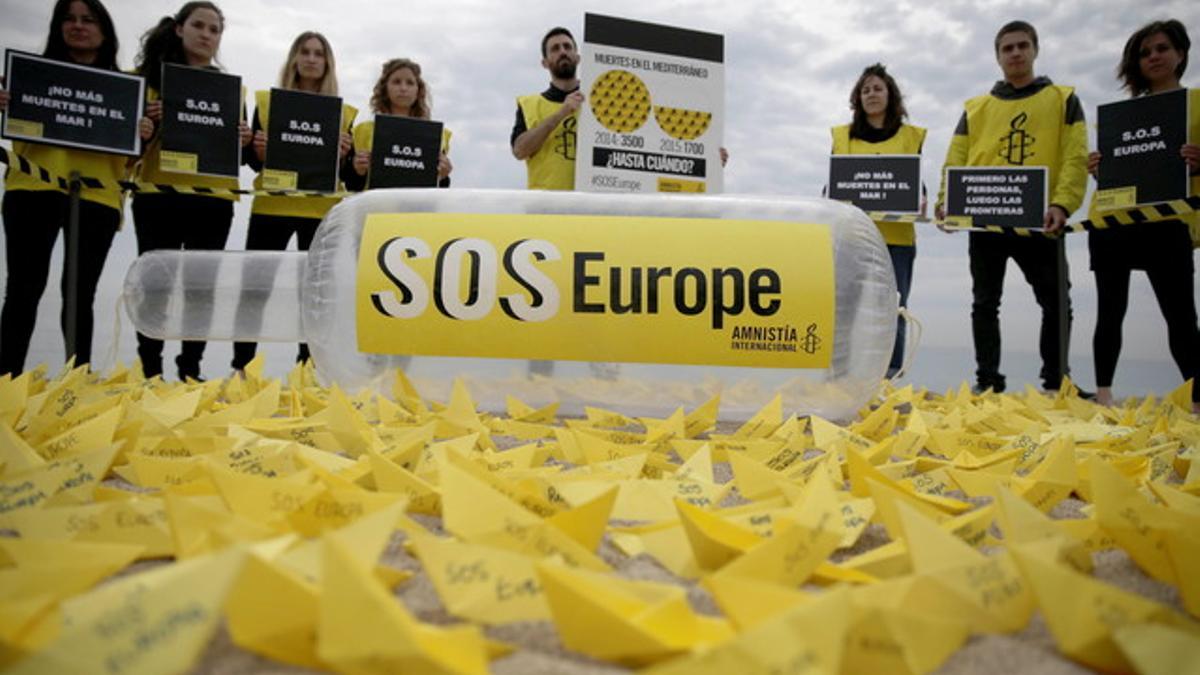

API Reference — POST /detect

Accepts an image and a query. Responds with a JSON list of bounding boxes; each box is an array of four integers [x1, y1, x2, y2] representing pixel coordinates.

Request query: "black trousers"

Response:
[[130, 193, 233, 379], [1092, 222, 1200, 402], [0, 190, 119, 375], [968, 232, 1072, 392], [230, 213, 320, 370], [888, 244, 916, 374]]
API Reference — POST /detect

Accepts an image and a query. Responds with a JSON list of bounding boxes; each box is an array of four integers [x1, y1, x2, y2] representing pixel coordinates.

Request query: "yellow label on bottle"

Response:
[[7, 118, 44, 138], [159, 150, 198, 174], [262, 169, 298, 190], [657, 177, 706, 193], [1093, 186, 1137, 212], [355, 213, 835, 368]]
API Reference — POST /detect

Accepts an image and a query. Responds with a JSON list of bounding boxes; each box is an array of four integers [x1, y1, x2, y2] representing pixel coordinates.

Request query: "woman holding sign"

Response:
[[0, 0, 141, 376], [345, 57, 453, 190], [830, 64, 926, 378], [130, 1, 252, 381], [230, 32, 355, 374], [1087, 19, 1200, 412]]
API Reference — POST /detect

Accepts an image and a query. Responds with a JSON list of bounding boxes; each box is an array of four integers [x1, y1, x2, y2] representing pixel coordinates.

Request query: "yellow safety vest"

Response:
[[962, 85, 1073, 193], [4, 141, 127, 212], [831, 123, 926, 246], [250, 89, 357, 219], [517, 93, 576, 190]]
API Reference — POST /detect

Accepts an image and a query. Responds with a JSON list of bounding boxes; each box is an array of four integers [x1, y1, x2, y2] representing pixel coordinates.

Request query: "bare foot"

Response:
[[1094, 387, 1115, 407]]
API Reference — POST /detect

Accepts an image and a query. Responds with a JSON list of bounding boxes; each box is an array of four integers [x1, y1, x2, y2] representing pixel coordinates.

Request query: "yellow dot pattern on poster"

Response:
[[654, 106, 712, 141], [589, 70, 651, 133]]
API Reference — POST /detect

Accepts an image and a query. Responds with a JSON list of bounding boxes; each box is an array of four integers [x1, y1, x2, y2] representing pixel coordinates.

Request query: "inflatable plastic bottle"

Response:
[[124, 189, 897, 420]]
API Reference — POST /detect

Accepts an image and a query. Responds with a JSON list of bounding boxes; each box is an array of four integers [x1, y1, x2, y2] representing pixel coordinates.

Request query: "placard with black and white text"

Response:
[[368, 114, 443, 188], [262, 88, 342, 191], [2, 49, 143, 156], [828, 155, 920, 213], [945, 167, 1047, 230], [159, 63, 242, 177], [1095, 89, 1188, 211]]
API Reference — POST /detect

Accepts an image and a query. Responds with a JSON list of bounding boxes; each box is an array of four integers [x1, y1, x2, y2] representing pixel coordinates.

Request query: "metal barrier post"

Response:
[[1056, 234, 1069, 389], [65, 170, 82, 362]]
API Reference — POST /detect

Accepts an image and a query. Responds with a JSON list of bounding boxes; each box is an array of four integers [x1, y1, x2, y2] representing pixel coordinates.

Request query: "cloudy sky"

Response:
[[1, 0, 1198, 392]]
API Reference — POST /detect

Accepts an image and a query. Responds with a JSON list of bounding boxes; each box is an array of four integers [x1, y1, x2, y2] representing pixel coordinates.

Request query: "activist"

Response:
[[345, 57, 453, 190], [131, 1, 251, 381], [230, 31, 355, 374], [0, 0, 148, 376], [511, 27, 583, 190], [831, 63, 926, 378], [934, 20, 1089, 395], [1086, 19, 1200, 412]]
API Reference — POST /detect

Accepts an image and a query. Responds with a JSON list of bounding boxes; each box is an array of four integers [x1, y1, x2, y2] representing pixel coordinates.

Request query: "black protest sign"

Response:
[[159, 64, 242, 177], [1095, 89, 1188, 211], [2, 49, 143, 156], [262, 88, 342, 191], [945, 167, 1047, 230], [828, 155, 921, 213], [367, 114, 443, 188]]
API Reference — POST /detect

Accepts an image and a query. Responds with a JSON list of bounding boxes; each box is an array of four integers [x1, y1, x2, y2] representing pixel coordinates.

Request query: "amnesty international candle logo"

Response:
[[355, 213, 834, 368], [802, 323, 822, 355], [998, 112, 1036, 165], [556, 116, 577, 161]]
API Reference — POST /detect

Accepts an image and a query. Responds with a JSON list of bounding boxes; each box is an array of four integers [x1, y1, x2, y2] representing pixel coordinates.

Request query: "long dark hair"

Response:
[[1118, 19, 1190, 96], [370, 58, 431, 118], [135, 1, 223, 90], [44, 0, 119, 70], [849, 63, 907, 139]]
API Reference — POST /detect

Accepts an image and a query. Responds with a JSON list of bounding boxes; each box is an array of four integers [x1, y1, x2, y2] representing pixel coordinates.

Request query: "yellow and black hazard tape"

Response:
[[1067, 195, 1200, 233], [0, 145, 348, 198], [868, 196, 1199, 238], [864, 211, 1053, 238], [5, 145, 1198, 223], [864, 212, 926, 224], [942, 222, 1050, 238]]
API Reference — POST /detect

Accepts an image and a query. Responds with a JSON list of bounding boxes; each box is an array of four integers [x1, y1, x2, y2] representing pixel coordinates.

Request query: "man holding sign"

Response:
[[510, 23, 727, 192], [935, 20, 1088, 394], [511, 27, 583, 190]]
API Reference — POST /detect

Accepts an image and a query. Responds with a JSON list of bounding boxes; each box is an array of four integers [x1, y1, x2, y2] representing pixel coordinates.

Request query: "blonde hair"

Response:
[[370, 58, 431, 118], [279, 31, 338, 94]]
